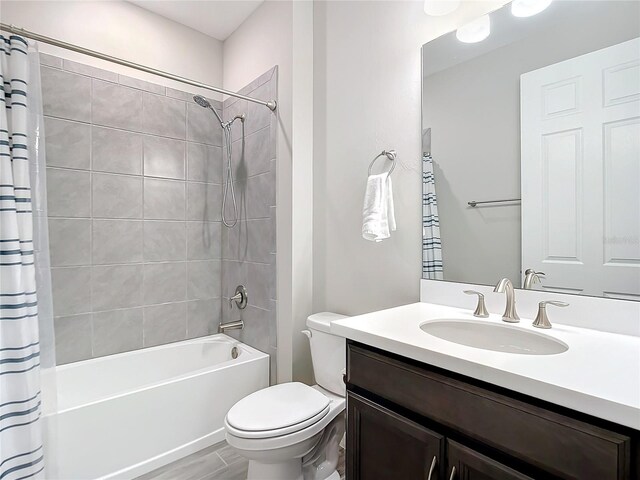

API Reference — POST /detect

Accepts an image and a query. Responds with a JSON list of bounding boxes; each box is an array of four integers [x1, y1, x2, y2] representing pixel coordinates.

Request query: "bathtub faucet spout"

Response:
[[218, 319, 244, 333]]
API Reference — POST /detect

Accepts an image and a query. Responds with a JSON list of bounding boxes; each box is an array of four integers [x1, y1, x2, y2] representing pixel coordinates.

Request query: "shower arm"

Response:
[[221, 114, 245, 129], [0, 22, 277, 112], [193, 95, 245, 129]]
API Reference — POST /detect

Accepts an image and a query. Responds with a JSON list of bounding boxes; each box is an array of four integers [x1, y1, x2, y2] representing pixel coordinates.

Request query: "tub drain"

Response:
[[231, 346, 239, 359]]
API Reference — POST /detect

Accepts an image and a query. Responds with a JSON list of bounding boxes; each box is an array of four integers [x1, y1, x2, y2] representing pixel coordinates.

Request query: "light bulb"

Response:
[[423, 0, 461, 16], [456, 15, 491, 43], [511, 0, 553, 17]]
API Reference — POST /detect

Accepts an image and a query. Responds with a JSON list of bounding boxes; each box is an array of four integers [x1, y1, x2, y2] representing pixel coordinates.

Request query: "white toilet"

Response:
[[224, 312, 348, 480]]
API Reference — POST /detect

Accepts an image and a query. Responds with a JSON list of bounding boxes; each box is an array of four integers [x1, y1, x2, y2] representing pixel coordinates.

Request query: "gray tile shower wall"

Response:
[[41, 55, 225, 365], [221, 67, 278, 384]]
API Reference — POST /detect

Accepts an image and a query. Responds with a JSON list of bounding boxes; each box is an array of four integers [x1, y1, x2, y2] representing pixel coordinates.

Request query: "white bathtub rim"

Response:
[[52, 350, 268, 415], [48, 335, 269, 415], [55, 333, 255, 373]]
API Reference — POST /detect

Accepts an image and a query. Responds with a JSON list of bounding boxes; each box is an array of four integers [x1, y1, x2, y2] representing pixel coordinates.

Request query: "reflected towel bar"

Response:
[[468, 198, 521, 207]]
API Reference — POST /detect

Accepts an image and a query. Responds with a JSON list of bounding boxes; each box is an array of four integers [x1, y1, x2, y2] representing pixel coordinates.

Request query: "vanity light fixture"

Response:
[[456, 14, 491, 43], [511, 0, 553, 17], [423, 0, 460, 16]]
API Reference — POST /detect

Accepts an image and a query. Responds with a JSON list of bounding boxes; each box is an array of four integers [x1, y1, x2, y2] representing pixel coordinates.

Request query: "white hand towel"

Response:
[[386, 175, 396, 233], [362, 173, 396, 242]]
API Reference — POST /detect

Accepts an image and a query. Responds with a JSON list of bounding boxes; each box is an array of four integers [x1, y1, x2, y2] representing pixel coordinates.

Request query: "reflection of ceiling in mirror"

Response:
[[422, 1, 634, 77]]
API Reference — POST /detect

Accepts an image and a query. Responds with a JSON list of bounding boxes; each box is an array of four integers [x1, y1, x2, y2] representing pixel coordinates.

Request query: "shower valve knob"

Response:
[[229, 285, 248, 310]]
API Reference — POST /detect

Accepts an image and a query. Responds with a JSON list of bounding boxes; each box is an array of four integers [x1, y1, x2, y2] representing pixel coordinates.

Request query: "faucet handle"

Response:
[[228, 293, 242, 309], [541, 300, 569, 308], [463, 290, 489, 318], [525, 268, 545, 277], [228, 285, 248, 310], [532, 301, 569, 329]]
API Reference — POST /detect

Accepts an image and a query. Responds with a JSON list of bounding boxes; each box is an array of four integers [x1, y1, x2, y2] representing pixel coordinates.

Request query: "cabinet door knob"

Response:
[[449, 466, 457, 480], [427, 456, 437, 480]]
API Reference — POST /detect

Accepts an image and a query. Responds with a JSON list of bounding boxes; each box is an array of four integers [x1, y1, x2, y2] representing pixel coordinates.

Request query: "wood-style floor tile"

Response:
[[136, 441, 345, 480]]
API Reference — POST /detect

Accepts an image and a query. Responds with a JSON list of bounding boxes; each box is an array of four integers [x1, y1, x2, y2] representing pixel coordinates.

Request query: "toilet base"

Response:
[[246, 458, 341, 480], [247, 459, 304, 480], [302, 414, 345, 480]]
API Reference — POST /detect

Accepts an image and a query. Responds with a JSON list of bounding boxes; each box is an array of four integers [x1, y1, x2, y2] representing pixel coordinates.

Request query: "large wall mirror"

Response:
[[421, 0, 640, 300]]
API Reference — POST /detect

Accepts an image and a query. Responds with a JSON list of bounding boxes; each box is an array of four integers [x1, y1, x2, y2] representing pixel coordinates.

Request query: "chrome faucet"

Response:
[[218, 319, 244, 333], [523, 269, 545, 289], [493, 278, 519, 323]]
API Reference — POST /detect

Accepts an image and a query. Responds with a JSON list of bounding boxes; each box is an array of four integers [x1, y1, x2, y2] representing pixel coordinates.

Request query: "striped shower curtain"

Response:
[[0, 34, 45, 479], [422, 153, 443, 280]]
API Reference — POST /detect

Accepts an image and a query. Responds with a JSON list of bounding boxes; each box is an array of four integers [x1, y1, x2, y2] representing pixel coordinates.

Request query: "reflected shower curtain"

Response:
[[422, 153, 443, 280], [0, 34, 56, 480]]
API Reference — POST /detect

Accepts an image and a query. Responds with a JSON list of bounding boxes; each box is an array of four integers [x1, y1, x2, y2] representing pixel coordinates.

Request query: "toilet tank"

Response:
[[305, 312, 348, 396]]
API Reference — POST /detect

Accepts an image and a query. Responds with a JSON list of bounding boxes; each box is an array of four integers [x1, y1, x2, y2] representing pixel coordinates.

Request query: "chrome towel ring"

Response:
[[368, 150, 397, 176]]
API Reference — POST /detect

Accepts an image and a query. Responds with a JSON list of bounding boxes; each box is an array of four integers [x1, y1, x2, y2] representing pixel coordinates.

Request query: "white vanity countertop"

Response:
[[331, 302, 640, 430]]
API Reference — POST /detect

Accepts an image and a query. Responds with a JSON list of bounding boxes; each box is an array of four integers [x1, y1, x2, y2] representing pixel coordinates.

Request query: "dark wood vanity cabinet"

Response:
[[347, 392, 444, 479], [347, 391, 535, 480], [346, 341, 640, 480]]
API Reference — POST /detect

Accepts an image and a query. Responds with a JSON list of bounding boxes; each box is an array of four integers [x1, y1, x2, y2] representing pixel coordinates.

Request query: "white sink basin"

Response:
[[420, 319, 569, 355]]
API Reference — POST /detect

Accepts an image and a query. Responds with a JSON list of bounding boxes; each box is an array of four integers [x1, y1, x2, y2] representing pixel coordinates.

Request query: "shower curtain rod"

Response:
[[0, 23, 278, 111]]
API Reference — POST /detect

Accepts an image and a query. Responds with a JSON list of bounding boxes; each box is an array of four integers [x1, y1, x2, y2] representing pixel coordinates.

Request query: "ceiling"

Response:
[[129, 0, 264, 41]]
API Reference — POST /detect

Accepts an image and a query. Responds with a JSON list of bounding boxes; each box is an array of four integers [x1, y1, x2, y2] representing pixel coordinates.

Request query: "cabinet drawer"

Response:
[[347, 344, 631, 480]]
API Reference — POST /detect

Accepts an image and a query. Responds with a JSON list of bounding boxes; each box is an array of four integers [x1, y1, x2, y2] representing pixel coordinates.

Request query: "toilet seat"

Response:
[[225, 385, 346, 452], [225, 382, 331, 439]]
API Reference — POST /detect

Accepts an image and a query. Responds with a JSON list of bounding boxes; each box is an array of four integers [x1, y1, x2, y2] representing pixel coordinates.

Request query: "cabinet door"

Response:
[[446, 440, 534, 480], [347, 392, 444, 480]]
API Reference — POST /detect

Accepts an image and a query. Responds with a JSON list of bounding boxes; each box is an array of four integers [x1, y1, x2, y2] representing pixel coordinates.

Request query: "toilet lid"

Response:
[[225, 382, 330, 438]]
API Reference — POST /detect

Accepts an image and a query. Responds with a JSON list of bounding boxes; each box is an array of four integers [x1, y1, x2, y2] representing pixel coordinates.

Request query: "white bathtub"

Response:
[[45, 334, 269, 480]]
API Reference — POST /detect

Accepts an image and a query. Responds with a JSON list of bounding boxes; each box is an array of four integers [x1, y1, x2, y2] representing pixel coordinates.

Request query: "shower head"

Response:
[[193, 94, 225, 127], [193, 95, 211, 109]]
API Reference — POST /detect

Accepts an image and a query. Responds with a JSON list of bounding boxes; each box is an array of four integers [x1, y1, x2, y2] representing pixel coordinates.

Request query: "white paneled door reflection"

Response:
[[521, 38, 640, 299]]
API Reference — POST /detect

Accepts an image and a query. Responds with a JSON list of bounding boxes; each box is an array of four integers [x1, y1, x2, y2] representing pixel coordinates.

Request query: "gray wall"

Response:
[[423, 1, 640, 286], [220, 68, 278, 385], [312, 1, 425, 321], [43, 54, 277, 371]]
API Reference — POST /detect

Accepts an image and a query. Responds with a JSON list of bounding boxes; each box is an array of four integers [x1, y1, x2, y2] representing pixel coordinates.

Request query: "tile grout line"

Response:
[[44, 112, 222, 150], [89, 73, 96, 359], [141, 116, 147, 349], [43, 111, 222, 147], [215, 451, 228, 468]]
